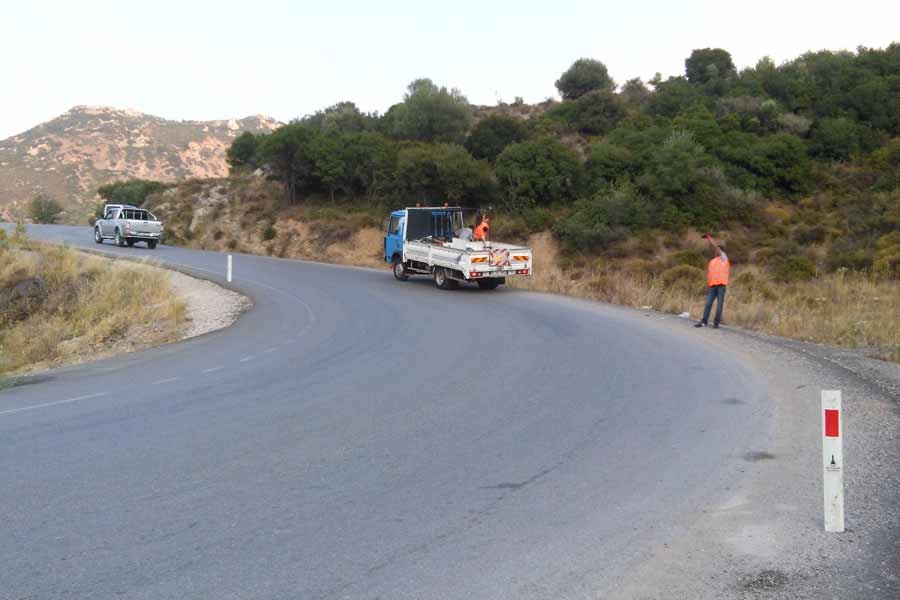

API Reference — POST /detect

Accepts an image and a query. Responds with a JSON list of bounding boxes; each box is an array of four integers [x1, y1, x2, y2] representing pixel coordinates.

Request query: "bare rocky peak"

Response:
[[0, 106, 282, 223]]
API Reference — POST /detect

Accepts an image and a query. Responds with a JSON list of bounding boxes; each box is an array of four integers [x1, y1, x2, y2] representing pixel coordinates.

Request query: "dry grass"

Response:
[[512, 234, 900, 362], [0, 241, 185, 376]]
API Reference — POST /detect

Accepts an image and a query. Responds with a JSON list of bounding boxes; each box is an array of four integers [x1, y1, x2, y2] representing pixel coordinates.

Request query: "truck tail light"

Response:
[[516, 269, 530, 275], [470, 271, 481, 278]]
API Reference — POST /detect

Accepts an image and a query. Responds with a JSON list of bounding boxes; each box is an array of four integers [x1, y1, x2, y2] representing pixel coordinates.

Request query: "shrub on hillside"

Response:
[[660, 264, 706, 293], [393, 142, 494, 205], [495, 137, 583, 210], [465, 115, 529, 161], [555, 184, 649, 251], [586, 142, 637, 187], [671, 249, 706, 269], [874, 231, 900, 276], [774, 255, 817, 282], [547, 90, 626, 135]]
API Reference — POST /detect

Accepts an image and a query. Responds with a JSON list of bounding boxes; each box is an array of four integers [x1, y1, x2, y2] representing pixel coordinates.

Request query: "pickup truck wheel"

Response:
[[433, 267, 458, 290], [126, 239, 135, 247], [392, 256, 408, 281], [94, 228, 103, 244], [147, 240, 158, 249], [114, 230, 125, 247], [477, 279, 501, 290]]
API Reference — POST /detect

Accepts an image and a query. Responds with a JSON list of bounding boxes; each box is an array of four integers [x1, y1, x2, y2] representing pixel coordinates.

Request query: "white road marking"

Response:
[[239, 356, 254, 362], [152, 377, 181, 385], [201, 366, 224, 374], [263, 347, 278, 354], [0, 392, 108, 417]]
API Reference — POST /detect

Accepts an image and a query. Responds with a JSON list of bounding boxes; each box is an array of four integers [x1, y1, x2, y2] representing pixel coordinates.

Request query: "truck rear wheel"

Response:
[[392, 256, 408, 281], [114, 230, 126, 247], [433, 267, 458, 290], [477, 279, 502, 290], [147, 240, 158, 249]]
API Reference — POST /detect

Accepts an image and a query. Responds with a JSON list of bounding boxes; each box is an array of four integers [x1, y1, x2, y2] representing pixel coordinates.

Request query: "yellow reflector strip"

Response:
[[471, 256, 488, 263], [513, 255, 529, 262]]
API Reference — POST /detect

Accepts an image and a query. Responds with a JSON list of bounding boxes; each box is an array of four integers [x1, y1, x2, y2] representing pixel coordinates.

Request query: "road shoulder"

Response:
[[601, 309, 900, 599]]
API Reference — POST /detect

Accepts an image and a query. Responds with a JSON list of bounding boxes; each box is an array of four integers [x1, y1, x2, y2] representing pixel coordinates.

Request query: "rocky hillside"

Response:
[[0, 106, 280, 222]]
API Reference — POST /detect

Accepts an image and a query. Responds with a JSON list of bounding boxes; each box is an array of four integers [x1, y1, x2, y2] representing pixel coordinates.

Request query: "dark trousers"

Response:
[[701, 285, 726, 325]]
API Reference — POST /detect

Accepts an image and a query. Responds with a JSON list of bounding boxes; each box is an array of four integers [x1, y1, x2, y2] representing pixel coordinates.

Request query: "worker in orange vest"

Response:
[[473, 215, 491, 242], [695, 234, 730, 329]]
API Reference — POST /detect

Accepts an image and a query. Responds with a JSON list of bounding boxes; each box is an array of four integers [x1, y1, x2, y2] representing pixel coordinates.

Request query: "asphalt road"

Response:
[[1, 225, 772, 599]]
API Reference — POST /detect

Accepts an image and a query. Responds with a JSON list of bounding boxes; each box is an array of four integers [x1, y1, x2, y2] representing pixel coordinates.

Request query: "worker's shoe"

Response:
[[712, 323, 720, 329], [694, 322, 706, 328]]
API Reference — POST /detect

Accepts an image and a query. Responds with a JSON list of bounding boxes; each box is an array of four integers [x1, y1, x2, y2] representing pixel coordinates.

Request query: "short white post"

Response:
[[227, 254, 233, 283], [822, 390, 844, 532]]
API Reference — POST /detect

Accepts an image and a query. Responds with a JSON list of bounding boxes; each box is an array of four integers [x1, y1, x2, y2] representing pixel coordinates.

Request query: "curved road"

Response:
[[1, 225, 772, 599]]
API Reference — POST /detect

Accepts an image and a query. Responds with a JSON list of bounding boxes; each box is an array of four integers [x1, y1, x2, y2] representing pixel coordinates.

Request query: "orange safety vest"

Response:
[[707, 255, 730, 286], [474, 221, 490, 241]]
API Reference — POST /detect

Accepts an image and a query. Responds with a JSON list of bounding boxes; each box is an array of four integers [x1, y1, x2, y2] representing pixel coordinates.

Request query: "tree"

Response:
[[586, 142, 638, 188], [495, 137, 583, 209], [465, 115, 529, 161], [29, 194, 62, 224], [620, 78, 652, 108], [98, 179, 167, 207], [685, 48, 736, 85], [257, 123, 317, 203], [644, 76, 706, 117], [555, 58, 616, 100], [226, 132, 262, 171], [393, 143, 494, 205], [389, 79, 473, 144], [301, 101, 374, 134], [566, 90, 626, 135]]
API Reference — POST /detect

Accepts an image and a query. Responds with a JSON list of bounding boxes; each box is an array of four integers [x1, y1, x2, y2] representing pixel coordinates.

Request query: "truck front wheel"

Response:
[[433, 267, 458, 290], [392, 256, 408, 281]]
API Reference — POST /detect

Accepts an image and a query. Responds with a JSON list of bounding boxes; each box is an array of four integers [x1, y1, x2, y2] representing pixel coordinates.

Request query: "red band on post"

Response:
[[825, 409, 840, 437]]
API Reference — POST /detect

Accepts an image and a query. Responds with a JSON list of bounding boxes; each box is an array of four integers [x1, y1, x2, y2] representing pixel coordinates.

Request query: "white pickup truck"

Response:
[[94, 204, 163, 249], [384, 207, 533, 290]]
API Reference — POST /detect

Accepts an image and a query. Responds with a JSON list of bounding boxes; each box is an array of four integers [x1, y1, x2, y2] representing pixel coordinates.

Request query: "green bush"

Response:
[[496, 137, 583, 210], [262, 223, 277, 241], [555, 185, 649, 251], [29, 194, 62, 224], [555, 58, 615, 100], [874, 231, 900, 276], [774, 255, 817, 282], [671, 249, 706, 269], [660, 264, 706, 292], [465, 115, 529, 161]]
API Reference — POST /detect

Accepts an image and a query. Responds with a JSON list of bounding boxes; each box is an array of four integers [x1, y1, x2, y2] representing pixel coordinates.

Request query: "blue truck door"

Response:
[[384, 211, 405, 263]]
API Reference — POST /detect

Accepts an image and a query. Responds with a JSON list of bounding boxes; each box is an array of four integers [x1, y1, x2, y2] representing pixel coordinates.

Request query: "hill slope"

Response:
[[0, 106, 280, 222]]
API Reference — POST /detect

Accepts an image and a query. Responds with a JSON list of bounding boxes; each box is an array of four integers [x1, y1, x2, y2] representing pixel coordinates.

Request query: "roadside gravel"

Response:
[[166, 268, 250, 339]]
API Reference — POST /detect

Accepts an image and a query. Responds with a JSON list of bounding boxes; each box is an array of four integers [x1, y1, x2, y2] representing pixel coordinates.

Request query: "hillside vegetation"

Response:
[[0, 230, 185, 376], [101, 43, 900, 359]]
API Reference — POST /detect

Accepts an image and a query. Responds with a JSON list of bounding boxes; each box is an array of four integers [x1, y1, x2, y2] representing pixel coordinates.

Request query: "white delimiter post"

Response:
[[227, 254, 233, 283], [822, 390, 844, 532]]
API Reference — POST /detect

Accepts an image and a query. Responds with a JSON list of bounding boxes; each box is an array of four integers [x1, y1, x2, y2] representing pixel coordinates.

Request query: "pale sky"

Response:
[[2, 0, 898, 140]]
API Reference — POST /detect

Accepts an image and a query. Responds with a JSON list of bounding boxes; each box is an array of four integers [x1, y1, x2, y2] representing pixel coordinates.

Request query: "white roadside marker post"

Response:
[[822, 390, 844, 532], [227, 254, 233, 283]]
